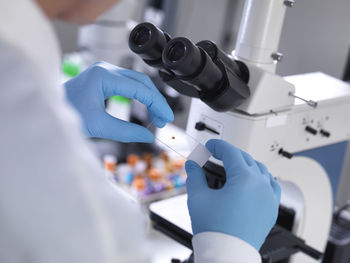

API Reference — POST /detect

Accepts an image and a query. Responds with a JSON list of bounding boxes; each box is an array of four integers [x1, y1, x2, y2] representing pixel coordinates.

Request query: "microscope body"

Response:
[[128, 0, 350, 261], [185, 0, 350, 261]]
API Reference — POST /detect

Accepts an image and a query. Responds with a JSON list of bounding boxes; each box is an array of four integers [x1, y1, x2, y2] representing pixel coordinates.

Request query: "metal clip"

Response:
[[284, 0, 295, 7], [271, 52, 283, 62]]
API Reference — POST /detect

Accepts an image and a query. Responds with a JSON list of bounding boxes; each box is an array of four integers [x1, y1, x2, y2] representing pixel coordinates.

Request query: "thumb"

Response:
[[185, 160, 208, 196]]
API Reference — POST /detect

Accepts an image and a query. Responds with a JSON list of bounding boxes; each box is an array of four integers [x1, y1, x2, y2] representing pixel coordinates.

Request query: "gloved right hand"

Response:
[[185, 139, 281, 251]]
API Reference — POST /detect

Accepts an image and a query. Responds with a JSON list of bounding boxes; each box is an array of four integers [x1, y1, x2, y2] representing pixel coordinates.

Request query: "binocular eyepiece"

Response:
[[129, 22, 170, 67], [163, 37, 225, 94], [129, 22, 250, 112]]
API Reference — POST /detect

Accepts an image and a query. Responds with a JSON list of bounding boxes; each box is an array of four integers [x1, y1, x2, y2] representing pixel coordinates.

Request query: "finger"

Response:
[[89, 112, 155, 143], [117, 69, 171, 127], [269, 173, 282, 203], [205, 139, 247, 177], [102, 70, 174, 125], [185, 160, 208, 196], [240, 150, 256, 167], [148, 110, 168, 128], [117, 69, 160, 93], [255, 161, 269, 175]]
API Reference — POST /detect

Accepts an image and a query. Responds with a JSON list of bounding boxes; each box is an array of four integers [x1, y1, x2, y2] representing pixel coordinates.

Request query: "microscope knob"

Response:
[[305, 126, 318, 135], [195, 121, 220, 135], [279, 148, 293, 159], [320, 129, 331, 137]]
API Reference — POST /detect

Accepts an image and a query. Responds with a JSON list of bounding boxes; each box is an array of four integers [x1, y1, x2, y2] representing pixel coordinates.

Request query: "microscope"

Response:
[[129, 0, 350, 262]]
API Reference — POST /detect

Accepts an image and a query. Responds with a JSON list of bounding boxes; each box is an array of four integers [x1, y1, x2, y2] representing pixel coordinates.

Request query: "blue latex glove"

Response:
[[64, 62, 174, 143], [185, 139, 281, 250]]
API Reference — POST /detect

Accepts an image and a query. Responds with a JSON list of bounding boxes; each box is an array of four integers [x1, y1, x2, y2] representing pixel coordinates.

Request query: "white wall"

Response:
[[277, 0, 350, 79]]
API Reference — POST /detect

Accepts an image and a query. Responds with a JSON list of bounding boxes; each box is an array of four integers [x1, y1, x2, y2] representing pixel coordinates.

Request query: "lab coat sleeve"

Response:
[[0, 40, 149, 262], [192, 232, 262, 263]]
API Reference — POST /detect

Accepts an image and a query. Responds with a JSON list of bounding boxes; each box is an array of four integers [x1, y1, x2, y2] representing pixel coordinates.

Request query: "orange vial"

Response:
[[127, 154, 140, 167], [147, 168, 162, 181], [132, 176, 146, 191]]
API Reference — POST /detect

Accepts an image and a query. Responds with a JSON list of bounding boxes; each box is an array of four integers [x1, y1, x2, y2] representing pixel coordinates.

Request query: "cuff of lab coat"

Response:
[[192, 232, 261, 263]]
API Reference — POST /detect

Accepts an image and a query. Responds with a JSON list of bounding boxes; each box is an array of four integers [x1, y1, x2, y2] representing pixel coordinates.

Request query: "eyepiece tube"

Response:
[[163, 37, 223, 92], [163, 38, 202, 77], [167, 42, 186, 63], [132, 26, 151, 46], [129, 22, 168, 62]]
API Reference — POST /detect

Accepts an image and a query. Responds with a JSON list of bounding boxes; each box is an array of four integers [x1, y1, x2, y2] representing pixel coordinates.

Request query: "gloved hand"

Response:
[[185, 139, 281, 251], [64, 61, 174, 143]]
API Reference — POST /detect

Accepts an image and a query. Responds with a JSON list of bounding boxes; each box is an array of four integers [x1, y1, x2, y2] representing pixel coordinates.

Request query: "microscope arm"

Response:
[[234, 0, 296, 115], [235, 0, 291, 73]]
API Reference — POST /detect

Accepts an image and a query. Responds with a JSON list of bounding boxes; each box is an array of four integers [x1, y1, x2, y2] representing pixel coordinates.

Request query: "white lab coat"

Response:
[[0, 0, 261, 262]]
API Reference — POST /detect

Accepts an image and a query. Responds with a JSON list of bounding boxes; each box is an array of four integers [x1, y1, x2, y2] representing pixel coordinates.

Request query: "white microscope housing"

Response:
[[185, 0, 350, 261]]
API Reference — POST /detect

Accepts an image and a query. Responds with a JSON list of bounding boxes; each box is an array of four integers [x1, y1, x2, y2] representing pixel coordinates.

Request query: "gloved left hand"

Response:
[[64, 61, 174, 143]]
